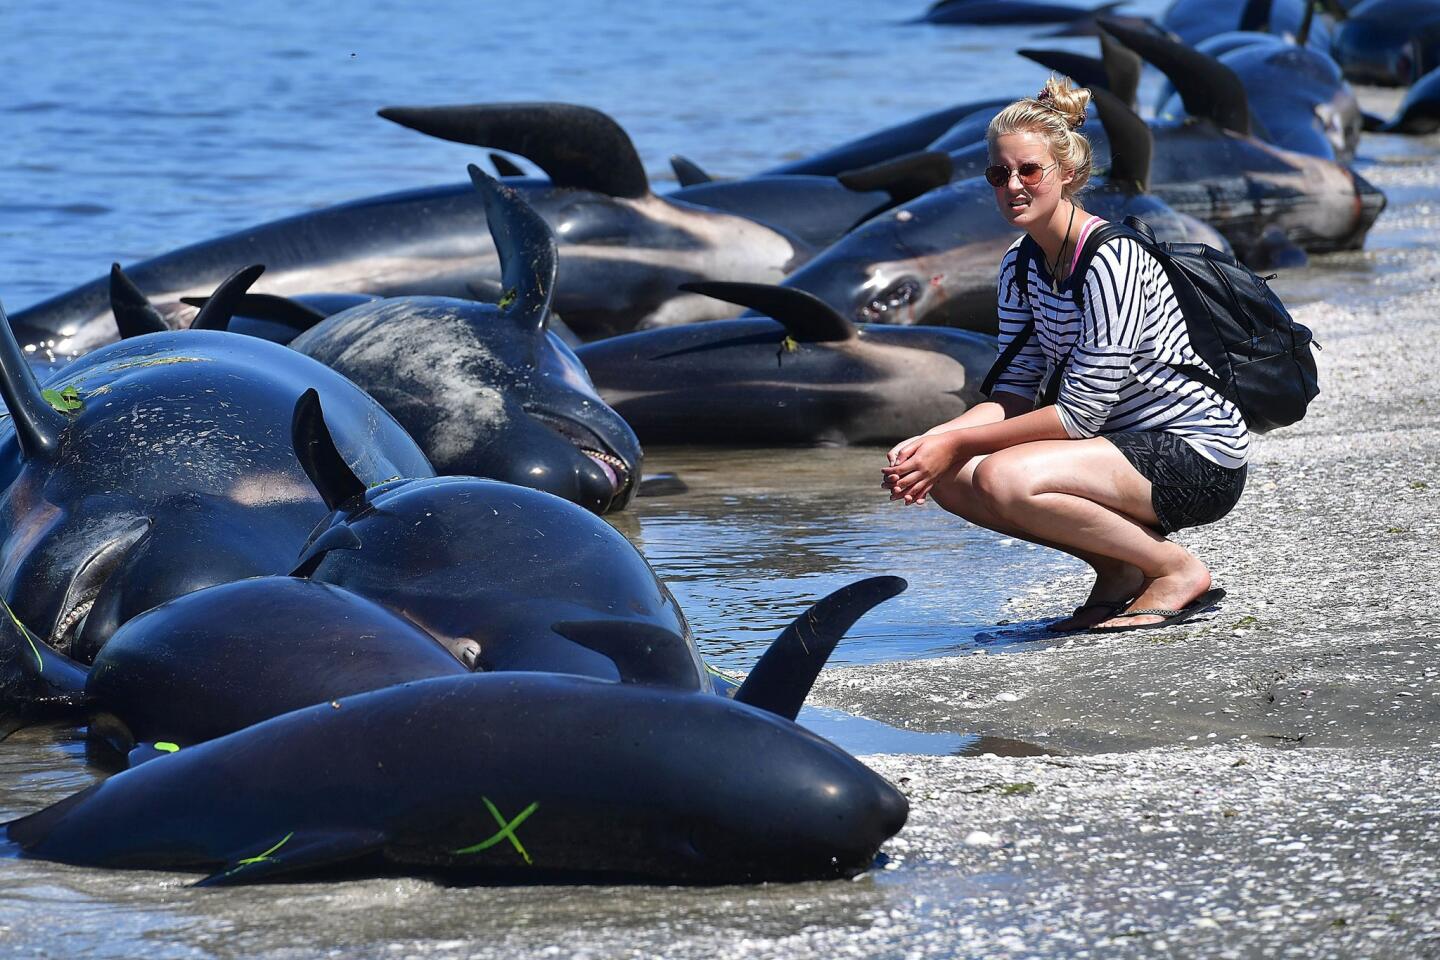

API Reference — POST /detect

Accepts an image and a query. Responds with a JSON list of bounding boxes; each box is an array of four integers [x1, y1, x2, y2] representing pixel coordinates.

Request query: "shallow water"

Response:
[[1, 0, 1437, 955]]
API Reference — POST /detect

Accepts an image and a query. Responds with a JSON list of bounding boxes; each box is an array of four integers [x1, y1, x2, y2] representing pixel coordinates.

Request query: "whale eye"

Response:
[[860, 278, 922, 324]]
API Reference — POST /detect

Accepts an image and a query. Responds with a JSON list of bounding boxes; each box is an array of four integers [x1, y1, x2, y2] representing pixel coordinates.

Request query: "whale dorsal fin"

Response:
[[379, 103, 650, 199], [1092, 86, 1153, 192], [190, 265, 265, 331], [467, 165, 559, 335], [489, 152, 526, 178], [1099, 18, 1252, 136], [679, 281, 857, 342], [181, 293, 328, 332], [669, 155, 714, 186], [1019, 36, 1141, 107], [838, 151, 952, 206], [291, 388, 366, 511], [0, 300, 68, 461], [108, 264, 169, 339], [735, 576, 907, 721]]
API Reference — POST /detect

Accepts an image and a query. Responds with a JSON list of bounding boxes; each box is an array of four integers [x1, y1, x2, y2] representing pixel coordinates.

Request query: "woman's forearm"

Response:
[[923, 394, 1030, 435], [946, 404, 1069, 455]]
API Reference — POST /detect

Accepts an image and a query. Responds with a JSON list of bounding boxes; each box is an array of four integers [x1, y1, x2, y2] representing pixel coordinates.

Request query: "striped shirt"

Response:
[[992, 228, 1250, 468]]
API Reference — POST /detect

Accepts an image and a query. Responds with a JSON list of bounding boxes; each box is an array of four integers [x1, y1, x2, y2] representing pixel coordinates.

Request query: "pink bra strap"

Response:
[[1070, 216, 1102, 275]]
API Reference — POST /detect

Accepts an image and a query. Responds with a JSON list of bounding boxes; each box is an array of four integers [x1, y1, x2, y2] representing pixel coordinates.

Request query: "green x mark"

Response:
[[451, 797, 539, 865]]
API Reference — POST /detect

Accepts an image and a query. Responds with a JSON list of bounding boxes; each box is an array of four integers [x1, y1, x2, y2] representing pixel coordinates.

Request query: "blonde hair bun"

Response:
[[1036, 75, 1090, 130]]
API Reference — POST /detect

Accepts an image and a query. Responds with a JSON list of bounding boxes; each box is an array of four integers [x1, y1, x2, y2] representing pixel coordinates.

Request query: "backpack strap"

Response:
[[980, 238, 1041, 398]]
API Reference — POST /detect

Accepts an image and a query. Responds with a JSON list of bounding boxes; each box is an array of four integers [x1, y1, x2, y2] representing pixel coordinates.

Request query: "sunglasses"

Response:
[[984, 160, 1058, 188]]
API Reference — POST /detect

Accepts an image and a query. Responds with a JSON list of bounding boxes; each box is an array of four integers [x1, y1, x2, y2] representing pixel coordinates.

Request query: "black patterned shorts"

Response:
[[1106, 431, 1248, 534]]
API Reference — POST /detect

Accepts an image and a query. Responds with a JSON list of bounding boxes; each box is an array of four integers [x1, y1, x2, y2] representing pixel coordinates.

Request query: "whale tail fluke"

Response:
[[467, 165, 559, 335], [0, 598, 89, 742], [736, 576, 907, 721]]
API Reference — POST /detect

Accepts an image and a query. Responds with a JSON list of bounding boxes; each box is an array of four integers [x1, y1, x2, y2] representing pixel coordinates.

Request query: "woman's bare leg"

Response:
[[929, 438, 1211, 628], [930, 453, 1145, 629]]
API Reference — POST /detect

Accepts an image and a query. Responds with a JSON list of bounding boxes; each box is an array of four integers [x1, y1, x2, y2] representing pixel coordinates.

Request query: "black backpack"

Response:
[[982, 216, 1319, 433]]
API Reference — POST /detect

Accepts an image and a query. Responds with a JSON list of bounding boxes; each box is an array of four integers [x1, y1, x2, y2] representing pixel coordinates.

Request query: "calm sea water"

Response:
[[0, 1, 1432, 956]]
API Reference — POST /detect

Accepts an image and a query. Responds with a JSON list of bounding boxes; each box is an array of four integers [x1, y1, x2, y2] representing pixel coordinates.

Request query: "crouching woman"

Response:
[[880, 77, 1248, 632]]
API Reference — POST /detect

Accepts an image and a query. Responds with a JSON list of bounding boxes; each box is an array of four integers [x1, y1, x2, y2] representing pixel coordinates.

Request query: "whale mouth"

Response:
[[527, 411, 635, 500], [50, 520, 151, 656]]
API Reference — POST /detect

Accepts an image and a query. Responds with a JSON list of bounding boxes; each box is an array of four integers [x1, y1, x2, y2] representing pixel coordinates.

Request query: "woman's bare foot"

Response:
[[1094, 550, 1212, 630], [1047, 561, 1147, 631]]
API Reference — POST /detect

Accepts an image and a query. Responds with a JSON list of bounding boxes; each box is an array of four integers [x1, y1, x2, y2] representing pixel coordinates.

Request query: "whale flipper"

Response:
[[0, 300, 68, 461], [669, 155, 714, 186], [196, 828, 387, 887], [380, 103, 650, 199], [290, 524, 364, 579], [0, 598, 88, 740], [837, 151, 952, 207], [181, 293, 327, 332], [190, 265, 265, 331], [108, 264, 169, 339], [679, 281, 857, 342], [467, 165, 559, 334], [551, 621, 701, 687], [489, 151, 526, 178], [291, 389, 367, 511], [736, 576, 907, 721], [1099, 17, 1252, 135]]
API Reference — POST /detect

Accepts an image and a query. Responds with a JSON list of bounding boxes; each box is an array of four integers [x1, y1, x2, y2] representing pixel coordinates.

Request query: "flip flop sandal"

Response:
[[1087, 588, 1227, 634], [1045, 599, 1130, 633]]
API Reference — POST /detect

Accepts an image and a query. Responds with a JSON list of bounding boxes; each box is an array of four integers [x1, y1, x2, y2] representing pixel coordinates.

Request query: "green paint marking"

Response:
[[1, 598, 44, 672], [497, 287, 518, 310], [451, 797, 538, 864], [154, 742, 180, 753], [41, 385, 83, 413], [236, 831, 294, 867]]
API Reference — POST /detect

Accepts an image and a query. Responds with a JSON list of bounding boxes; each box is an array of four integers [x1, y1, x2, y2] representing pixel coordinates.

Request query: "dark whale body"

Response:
[[577, 283, 996, 445], [296, 474, 697, 684], [3, 672, 910, 885], [0, 311, 433, 663], [84, 576, 467, 752], [287, 169, 642, 515], [1331, 0, 1440, 86], [8, 104, 802, 353]]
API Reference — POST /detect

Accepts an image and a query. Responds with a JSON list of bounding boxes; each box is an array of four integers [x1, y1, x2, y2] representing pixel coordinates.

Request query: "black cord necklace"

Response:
[[1046, 201, 1077, 290]]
